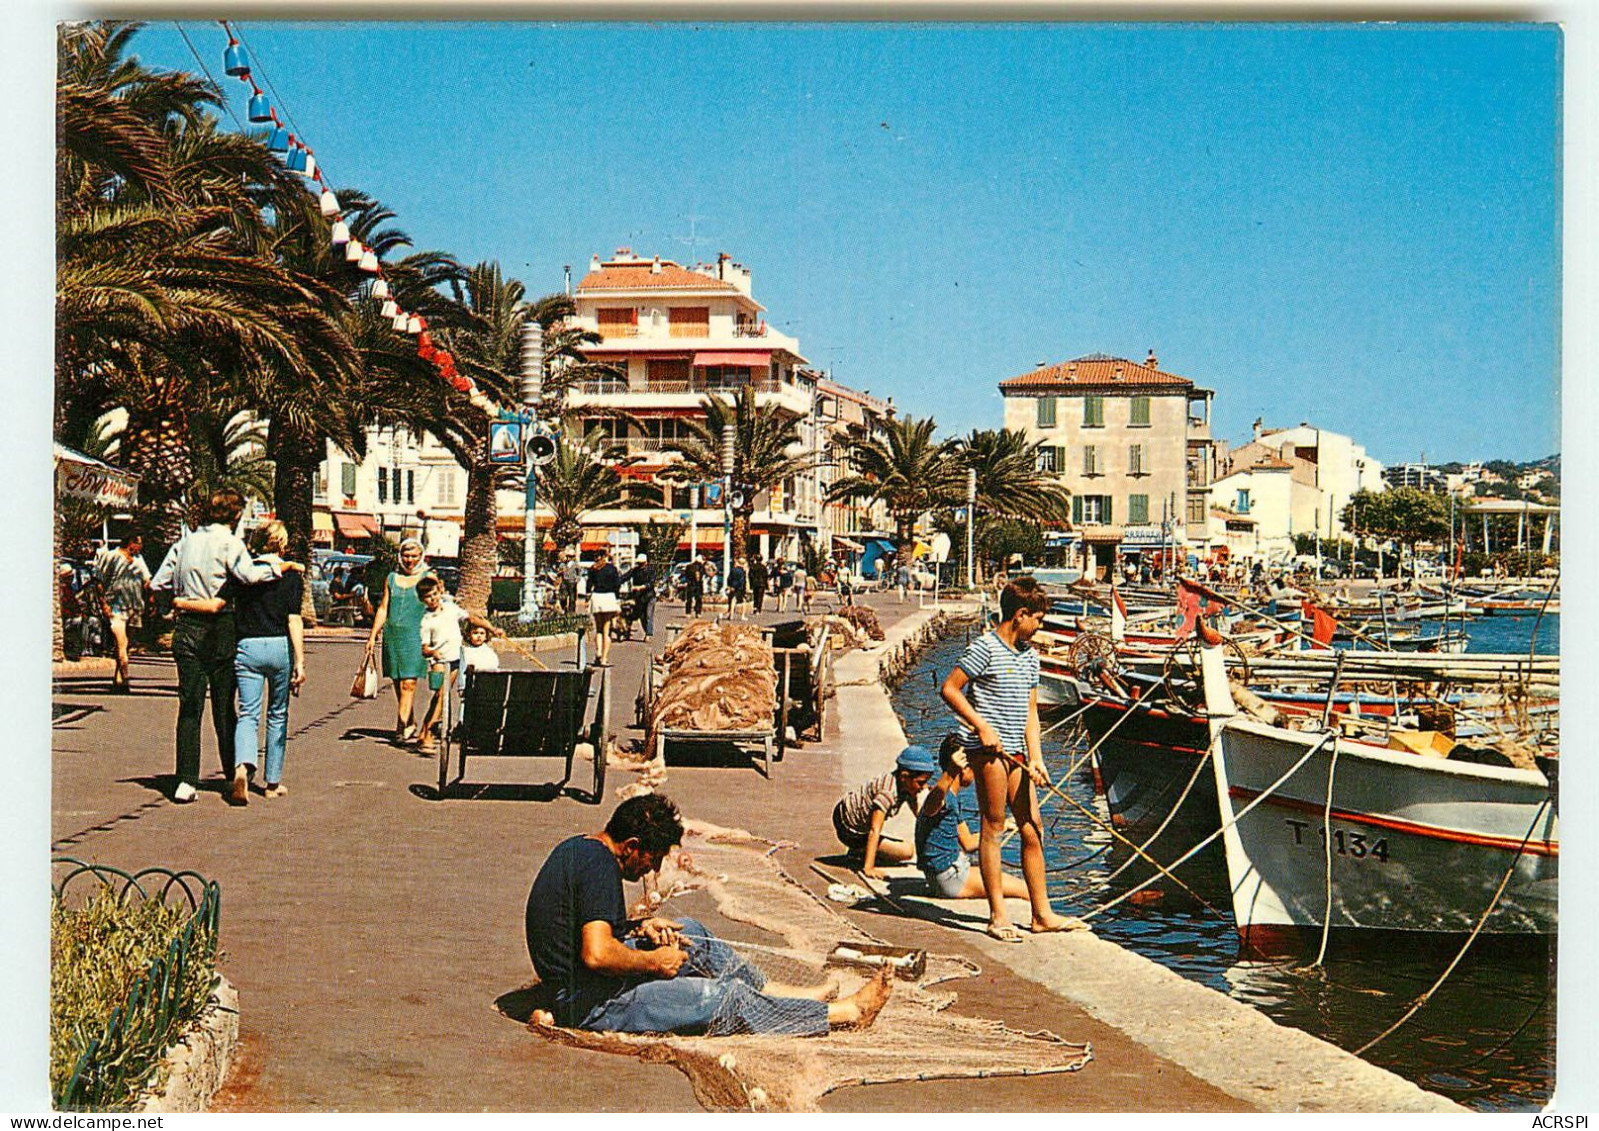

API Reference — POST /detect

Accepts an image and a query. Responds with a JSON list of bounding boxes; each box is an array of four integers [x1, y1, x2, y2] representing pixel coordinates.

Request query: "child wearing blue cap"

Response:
[[832, 745, 936, 878]]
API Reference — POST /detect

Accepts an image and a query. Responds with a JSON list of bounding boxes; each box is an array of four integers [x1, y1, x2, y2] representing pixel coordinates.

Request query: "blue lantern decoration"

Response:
[[266, 123, 288, 152], [285, 143, 306, 173], [247, 91, 272, 123], [224, 40, 250, 77]]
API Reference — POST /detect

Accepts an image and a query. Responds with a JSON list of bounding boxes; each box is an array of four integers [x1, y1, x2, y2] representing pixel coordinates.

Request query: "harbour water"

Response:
[[892, 616, 1557, 1112]]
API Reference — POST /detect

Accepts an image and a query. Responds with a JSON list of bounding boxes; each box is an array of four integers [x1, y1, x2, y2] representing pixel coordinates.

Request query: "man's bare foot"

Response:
[[767, 972, 842, 1002], [1030, 913, 1091, 933], [827, 967, 893, 1030], [528, 1009, 556, 1029]]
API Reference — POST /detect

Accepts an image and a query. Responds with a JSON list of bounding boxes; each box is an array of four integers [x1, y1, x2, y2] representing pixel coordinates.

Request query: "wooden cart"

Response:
[[440, 667, 609, 802]]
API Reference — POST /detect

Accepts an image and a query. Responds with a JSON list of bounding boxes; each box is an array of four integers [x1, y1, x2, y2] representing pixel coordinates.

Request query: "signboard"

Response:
[[55, 447, 139, 508], [1120, 524, 1171, 547], [702, 482, 724, 507], [489, 421, 524, 464]]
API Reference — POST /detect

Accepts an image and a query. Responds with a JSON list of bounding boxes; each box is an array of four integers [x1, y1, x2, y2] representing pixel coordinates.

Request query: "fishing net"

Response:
[[647, 623, 777, 752], [516, 822, 1093, 1111]]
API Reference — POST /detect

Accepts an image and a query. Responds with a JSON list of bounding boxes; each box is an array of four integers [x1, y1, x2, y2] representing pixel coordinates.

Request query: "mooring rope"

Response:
[[1351, 794, 1554, 1057]]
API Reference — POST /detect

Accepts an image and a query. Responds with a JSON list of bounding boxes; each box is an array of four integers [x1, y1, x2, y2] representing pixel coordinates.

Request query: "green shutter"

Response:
[[1037, 396, 1056, 428], [1055, 446, 1067, 474], [341, 462, 357, 496], [1072, 495, 1083, 523], [1084, 395, 1104, 427], [1129, 494, 1149, 524], [1104, 496, 1113, 524], [1130, 396, 1150, 426]]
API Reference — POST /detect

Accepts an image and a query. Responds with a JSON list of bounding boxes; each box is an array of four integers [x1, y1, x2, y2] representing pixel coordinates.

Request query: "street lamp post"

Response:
[[518, 320, 544, 621], [721, 422, 735, 589]]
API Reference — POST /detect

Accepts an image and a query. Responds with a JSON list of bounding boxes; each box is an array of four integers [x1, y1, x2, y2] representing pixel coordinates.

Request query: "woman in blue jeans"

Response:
[[227, 522, 305, 804]]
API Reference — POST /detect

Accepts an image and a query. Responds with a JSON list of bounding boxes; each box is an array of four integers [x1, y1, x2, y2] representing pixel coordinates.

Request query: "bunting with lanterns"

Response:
[[218, 22, 505, 418]]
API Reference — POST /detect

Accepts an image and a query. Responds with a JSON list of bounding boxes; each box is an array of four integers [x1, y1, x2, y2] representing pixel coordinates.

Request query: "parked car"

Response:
[[311, 552, 374, 624]]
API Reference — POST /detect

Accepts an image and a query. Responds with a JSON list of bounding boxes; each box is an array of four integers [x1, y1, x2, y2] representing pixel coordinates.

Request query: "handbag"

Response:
[[350, 651, 380, 699]]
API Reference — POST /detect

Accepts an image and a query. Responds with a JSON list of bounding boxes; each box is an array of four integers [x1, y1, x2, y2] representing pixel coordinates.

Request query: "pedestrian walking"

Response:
[[748, 554, 768, 615], [628, 553, 657, 637], [725, 559, 748, 619], [588, 549, 623, 665], [684, 555, 705, 617], [151, 490, 301, 803], [559, 552, 581, 614], [226, 522, 304, 804], [771, 561, 789, 612], [794, 563, 811, 614], [895, 560, 912, 603], [94, 534, 151, 691], [363, 537, 434, 745]]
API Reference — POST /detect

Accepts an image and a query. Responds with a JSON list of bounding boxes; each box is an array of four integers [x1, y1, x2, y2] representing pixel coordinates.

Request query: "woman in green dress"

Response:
[[363, 538, 433, 742]]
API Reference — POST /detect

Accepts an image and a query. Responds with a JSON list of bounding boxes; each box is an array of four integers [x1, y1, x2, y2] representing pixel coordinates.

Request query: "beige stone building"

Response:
[[999, 352, 1216, 568]]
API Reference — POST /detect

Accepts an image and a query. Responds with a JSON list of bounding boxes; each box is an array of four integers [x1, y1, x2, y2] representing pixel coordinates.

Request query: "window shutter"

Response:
[[1055, 446, 1067, 474], [1037, 396, 1056, 428], [1104, 496, 1113, 524], [407, 469, 416, 503], [341, 462, 356, 497], [1072, 495, 1084, 524], [377, 467, 387, 504], [1130, 396, 1150, 426]]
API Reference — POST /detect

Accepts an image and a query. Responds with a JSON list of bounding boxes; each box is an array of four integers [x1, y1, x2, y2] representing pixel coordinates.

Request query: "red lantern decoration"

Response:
[[433, 351, 452, 370], [451, 376, 471, 393], [417, 330, 433, 352], [418, 344, 436, 362]]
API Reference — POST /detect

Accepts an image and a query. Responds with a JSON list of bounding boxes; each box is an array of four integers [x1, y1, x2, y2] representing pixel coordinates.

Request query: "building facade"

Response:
[[313, 428, 481, 558], [564, 249, 890, 562], [1000, 352, 1216, 569]]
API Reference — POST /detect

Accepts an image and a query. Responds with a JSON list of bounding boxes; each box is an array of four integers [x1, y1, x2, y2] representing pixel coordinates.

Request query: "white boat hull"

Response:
[[1209, 718, 1557, 942]]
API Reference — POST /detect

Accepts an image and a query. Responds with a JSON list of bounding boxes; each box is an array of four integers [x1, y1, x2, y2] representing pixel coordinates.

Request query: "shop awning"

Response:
[[693, 350, 771, 367], [54, 443, 140, 508], [333, 512, 380, 539], [833, 536, 864, 551]]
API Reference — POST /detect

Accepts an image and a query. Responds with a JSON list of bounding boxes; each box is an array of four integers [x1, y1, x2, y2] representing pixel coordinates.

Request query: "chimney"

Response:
[[589, 254, 601, 273], [651, 255, 662, 275], [1252, 417, 1264, 442], [1145, 349, 1158, 369], [1113, 364, 1124, 380], [717, 252, 730, 280]]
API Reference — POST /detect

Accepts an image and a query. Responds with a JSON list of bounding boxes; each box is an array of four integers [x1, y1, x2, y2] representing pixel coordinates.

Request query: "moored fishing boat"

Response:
[[1200, 647, 1558, 950]]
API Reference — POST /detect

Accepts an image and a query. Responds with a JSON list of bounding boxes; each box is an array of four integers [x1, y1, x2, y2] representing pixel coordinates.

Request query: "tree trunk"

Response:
[[122, 402, 195, 569], [269, 418, 323, 626], [731, 509, 752, 566], [458, 451, 497, 616]]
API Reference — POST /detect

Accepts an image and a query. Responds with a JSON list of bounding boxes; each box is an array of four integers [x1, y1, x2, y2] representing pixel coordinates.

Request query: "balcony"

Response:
[[576, 375, 809, 399]]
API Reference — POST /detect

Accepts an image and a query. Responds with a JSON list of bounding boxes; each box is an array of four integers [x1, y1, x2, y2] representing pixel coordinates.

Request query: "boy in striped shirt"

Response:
[[942, 577, 1087, 942]]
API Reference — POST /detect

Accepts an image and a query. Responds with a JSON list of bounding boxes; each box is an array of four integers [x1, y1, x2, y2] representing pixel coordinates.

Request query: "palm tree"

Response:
[[827, 414, 965, 552], [56, 22, 359, 562], [956, 428, 1072, 524], [536, 430, 659, 557], [661, 386, 813, 566]]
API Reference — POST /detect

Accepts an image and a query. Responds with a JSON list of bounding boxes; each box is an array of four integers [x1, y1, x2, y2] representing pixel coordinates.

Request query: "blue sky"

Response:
[[132, 20, 1561, 464]]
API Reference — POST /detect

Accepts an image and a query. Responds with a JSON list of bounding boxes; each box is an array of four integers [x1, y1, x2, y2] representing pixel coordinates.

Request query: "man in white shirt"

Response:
[[150, 490, 299, 803]]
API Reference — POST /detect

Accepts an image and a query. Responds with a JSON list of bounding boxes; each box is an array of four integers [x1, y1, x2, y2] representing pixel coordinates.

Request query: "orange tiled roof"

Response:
[[577, 259, 740, 293], [999, 353, 1195, 392]]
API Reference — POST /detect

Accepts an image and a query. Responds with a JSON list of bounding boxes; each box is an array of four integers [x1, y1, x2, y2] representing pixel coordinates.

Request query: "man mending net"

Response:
[[525, 793, 892, 1036]]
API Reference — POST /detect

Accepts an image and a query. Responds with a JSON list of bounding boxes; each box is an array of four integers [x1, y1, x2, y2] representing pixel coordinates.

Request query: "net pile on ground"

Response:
[[809, 614, 871, 652], [522, 825, 1093, 1111], [648, 622, 777, 750], [837, 603, 886, 641]]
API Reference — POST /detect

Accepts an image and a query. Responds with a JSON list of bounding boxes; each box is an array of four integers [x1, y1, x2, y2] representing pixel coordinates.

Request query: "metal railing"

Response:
[[52, 860, 222, 1111], [576, 376, 804, 397]]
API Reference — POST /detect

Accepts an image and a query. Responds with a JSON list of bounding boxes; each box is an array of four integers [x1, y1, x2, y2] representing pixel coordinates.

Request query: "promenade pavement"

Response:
[[50, 588, 1247, 1112]]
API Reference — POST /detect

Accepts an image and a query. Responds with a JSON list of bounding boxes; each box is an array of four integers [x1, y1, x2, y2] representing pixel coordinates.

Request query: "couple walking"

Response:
[[152, 490, 306, 805]]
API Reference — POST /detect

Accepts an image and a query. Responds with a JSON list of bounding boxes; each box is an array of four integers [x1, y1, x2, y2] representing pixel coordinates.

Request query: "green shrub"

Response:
[[51, 880, 219, 1110], [487, 611, 589, 639]]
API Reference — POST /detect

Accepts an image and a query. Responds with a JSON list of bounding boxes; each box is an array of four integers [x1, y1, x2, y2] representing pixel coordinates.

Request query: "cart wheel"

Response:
[[592, 667, 609, 802]]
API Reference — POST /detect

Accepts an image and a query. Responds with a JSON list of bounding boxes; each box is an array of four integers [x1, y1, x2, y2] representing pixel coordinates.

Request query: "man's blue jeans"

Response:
[[578, 917, 828, 1037], [234, 635, 291, 784]]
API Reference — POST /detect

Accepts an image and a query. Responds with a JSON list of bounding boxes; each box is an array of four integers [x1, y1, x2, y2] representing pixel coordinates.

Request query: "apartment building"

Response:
[[1000, 351, 1216, 565], [563, 249, 889, 561], [313, 428, 481, 558]]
